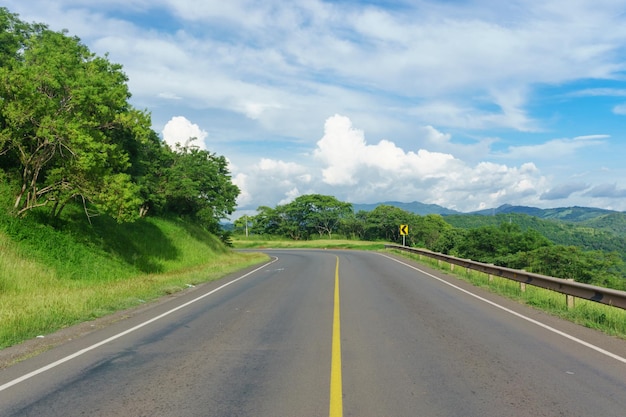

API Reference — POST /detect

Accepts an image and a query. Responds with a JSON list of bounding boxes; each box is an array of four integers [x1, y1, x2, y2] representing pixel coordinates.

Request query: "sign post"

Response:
[[399, 224, 408, 246]]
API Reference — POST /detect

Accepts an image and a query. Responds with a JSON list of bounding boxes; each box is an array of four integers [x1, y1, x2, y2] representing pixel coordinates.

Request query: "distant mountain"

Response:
[[470, 204, 620, 222], [352, 201, 460, 216], [353, 201, 626, 230], [470, 204, 545, 217]]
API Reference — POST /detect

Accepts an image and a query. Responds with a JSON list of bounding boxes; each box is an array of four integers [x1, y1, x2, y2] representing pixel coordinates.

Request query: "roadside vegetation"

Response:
[[0, 199, 267, 349], [0, 8, 265, 350], [237, 195, 626, 291], [233, 235, 385, 250], [391, 250, 626, 340]]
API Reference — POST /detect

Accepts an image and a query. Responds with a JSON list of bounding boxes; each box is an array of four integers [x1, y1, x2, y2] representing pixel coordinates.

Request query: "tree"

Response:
[[288, 194, 353, 239], [456, 222, 551, 263], [0, 20, 152, 221], [414, 214, 452, 249], [125, 130, 171, 218], [0, 8, 39, 72], [362, 205, 414, 243], [250, 205, 282, 236], [245, 194, 353, 240], [161, 144, 239, 232], [340, 211, 366, 239], [276, 203, 306, 240], [431, 227, 466, 255], [520, 245, 623, 288]]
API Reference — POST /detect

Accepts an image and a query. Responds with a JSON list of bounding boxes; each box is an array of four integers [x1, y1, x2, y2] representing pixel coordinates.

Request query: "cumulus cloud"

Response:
[[540, 183, 589, 200], [314, 115, 459, 186], [230, 114, 626, 212], [584, 183, 626, 198], [502, 135, 608, 160], [232, 157, 313, 209], [307, 115, 547, 211], [161, 116, 208, 150]]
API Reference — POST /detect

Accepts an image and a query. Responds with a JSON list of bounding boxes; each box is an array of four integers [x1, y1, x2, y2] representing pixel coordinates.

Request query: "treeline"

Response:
[[445, 213, 626, 262], [237, 195, 626, 289], [0, 8, 238, 236]]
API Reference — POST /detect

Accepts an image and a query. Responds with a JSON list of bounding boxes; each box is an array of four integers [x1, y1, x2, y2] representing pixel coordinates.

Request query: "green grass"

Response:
[[232, 235, 386, 250], [0, 205, 268, 349], [390, 250, 626, 339]]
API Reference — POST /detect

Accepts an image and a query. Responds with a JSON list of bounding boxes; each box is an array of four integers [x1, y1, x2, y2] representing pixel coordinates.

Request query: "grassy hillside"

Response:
[[0, 199, 267, 349], [443, 213, 626, 263]]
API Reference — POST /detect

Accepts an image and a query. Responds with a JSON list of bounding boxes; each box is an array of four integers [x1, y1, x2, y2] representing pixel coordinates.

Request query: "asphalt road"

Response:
[[1, 249, 626, 416]]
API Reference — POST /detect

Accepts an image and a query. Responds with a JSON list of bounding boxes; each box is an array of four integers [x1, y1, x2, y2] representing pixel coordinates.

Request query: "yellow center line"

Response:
[[329, 256, 343, 417]]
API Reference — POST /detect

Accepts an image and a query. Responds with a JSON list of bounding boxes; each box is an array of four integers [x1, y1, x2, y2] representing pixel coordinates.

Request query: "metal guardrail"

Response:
[[385, 244, 626, 310]]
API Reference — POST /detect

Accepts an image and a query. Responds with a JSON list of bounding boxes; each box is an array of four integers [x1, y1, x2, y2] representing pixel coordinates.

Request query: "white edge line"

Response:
[[0, 257, 279, 393], [379, 253, 626, 365]]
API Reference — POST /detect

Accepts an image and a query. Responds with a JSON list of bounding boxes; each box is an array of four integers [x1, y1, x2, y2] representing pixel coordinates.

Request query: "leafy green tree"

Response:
[[246, 194, 353, 240], [362, 205, 414, 243], [456, 222, 551, 263], [233, 215, 252, 236], [340, 211, 367, 239], [161, 144, 239, 232], [125, 130, 171, 218], [286, 194, 353, 239], [431, 227, 466, 255], [249, 205, 282, 236], [501, 245, 624, 289], [0, 8, 38, 73], [0, 20, 152, 221], [276, 203, 306, 240], [414, 214, 452, 249]]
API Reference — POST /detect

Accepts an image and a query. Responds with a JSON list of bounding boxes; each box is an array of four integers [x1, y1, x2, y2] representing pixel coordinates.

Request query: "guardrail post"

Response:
[[566, 279, 575, 309]]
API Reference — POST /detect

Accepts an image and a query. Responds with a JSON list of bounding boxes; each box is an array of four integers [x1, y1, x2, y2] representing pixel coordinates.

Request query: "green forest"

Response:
[[237, 195, 626, 290], [0, 8, 238, 238]]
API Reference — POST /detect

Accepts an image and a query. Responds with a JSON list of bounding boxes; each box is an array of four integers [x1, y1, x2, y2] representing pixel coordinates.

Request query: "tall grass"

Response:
[[0, 199, 267, 349], [232, 236, 386, 250]]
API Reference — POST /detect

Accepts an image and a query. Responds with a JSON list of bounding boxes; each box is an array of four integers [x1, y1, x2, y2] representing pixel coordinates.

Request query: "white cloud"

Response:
[[613, 104, 626, 115], [10, 0, 626, 144], [231, 157, 313, 210], [540, 183, 589, 200], [232, 173, 251, 207], [314, 115, 461, 186], [308, 115, 550, 211], [423, 126, 452, 144], [157, 92, 182, 100], [502, 135, 607, 160], [230, 114, 622, 212], [7, 0, 626, 212], [279, 187, 301, 206], [161, 116, 208, 150], [573, 88, 626, 97]]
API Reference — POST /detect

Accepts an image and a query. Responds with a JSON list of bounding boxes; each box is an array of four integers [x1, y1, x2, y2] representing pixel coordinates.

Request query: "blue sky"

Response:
[[6, 0, 626, 214]]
